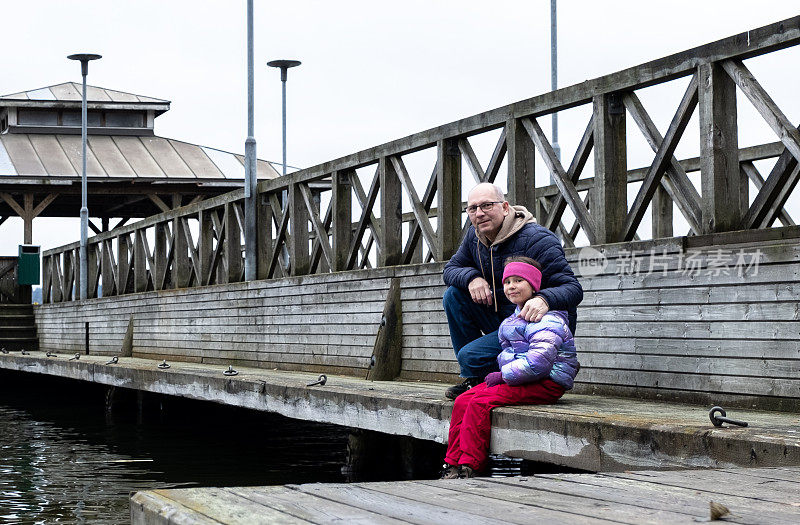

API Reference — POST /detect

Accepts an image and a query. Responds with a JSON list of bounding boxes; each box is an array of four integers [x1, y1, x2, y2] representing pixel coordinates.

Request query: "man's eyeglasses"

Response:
[[465, 201, 502, 215]]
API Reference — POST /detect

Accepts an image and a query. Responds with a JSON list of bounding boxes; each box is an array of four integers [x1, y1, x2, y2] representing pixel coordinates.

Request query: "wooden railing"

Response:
[[0, 257, 22, 303], [42, 17, 800, 302]]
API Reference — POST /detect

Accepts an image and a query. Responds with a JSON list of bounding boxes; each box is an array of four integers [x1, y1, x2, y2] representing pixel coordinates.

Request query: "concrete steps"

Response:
[[0, 304, 38, 351]]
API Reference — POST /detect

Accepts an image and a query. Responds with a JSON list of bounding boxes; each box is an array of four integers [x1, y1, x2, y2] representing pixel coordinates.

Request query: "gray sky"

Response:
[[2, 1, 799, 254]]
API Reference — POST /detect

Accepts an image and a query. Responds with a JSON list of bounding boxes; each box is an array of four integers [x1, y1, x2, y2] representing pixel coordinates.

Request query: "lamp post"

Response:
[[267, 59, 301, 177], [67, 53, 101, 301], [244, 0, 257, 280], [550, 0, 560, 164]]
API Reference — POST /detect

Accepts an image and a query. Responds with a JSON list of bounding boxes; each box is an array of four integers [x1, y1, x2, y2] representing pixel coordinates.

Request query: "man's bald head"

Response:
[[467, 183, 505, 203], [466, 183, 510, 242]]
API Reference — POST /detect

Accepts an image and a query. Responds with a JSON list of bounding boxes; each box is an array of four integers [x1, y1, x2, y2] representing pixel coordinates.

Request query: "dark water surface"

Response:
[[0, 372, 350, 524]]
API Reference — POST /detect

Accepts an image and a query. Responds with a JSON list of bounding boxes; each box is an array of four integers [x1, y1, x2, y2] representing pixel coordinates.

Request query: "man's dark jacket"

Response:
[[443, 205, 583, 333]]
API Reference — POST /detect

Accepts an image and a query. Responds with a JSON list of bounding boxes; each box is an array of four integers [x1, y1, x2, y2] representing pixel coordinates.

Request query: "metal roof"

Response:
[[0, 82, 169, 104], [0, 133, 279, 181]]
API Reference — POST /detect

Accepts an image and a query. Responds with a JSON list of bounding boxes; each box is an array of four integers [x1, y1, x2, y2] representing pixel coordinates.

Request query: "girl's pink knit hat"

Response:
[[502, 262, 542, 292]]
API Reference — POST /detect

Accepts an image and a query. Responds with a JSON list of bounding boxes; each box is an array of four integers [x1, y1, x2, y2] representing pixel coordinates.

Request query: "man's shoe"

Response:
[[445, 377, 480, 400], [458, 466, 476, 479], [439, 463, 460, 479]]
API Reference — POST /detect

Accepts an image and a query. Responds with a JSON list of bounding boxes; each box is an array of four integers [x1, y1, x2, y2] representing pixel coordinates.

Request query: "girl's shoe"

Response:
[[439, 464, 460, 479], [458, 466, 476, 478]]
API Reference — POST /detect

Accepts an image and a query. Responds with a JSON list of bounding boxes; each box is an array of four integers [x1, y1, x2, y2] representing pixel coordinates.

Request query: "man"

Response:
[[442, 183, 583, 399]]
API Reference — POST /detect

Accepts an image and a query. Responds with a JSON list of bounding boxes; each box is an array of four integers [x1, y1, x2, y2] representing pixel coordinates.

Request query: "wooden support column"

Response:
[[257, 193, 271, 279], [154, 223, 167, 290], [87, 244, 99, 298], [699, 62, 741, 233], [71, 247, 80, 301], [133, 229, 148, 293], [173, 200, 190, 288], [505, 118, 536, 211], [592, 93, 628, 243], [289, 182, 310, 275], [101, 239, 114, 297], [379, 156, 402, 267], [224, 202, 242, 283], [332, 170, 353, 272], [117, 234, 129, 295], [652, 185, 673, 238], [436, 138, 462, 260], [198, 210, 214, 285]]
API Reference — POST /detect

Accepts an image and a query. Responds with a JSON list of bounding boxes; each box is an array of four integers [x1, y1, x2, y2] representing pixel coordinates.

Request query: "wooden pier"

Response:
[[130, 466, 800, 524]]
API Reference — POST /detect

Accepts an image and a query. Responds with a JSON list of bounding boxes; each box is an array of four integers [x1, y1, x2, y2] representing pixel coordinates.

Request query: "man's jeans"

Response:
[[443, 286, 516, 379]]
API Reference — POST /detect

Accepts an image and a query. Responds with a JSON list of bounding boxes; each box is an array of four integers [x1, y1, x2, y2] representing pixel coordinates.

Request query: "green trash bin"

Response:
[[18, 244, 40, 285]]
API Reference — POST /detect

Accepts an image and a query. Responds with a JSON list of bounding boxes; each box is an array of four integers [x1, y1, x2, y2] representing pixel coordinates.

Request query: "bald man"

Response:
[[442, 183, 583, 399]]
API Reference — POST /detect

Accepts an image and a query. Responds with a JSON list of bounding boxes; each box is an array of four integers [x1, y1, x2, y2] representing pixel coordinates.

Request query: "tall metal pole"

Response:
[[244, 0, 257, 280], [267, 60, 301, 177], [68, 53, 101, 301], [550, 0, 560, 164]]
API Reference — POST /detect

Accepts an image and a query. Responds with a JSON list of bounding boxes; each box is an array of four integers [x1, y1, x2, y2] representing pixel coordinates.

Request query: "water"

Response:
[[0, 372, 350, 524]]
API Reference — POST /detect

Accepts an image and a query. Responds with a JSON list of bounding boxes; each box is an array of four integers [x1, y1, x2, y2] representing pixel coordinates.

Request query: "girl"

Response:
[[441, 256, 579, 479]]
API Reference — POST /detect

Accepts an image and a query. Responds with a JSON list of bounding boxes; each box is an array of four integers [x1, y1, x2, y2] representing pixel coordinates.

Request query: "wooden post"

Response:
[[592, 93, 628, 243], [173, 196, 190, 289], [505, 119, 536, 211], [380, 157, 403, 266], [652, 185, 674, 238], [367, 278, 402, 381], [198, 210, 214, 285], [436, 138, 462, 260], [117, 234, 129, 295], [699, 62, 741, 233], [101, 239, 114, 297], [134, 229, 147, 293], [289, 182, 310, 275], [87, 243, 99, 298], [225, 202, 242, 283], [332, 170, 353, 272], [154, 222, 167, 290], [257, 193, 271, 279], [23, 193, 33, 244]]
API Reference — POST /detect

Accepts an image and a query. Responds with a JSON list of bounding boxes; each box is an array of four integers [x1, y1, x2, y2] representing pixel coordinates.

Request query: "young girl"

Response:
[[441, 256, 579, 478]]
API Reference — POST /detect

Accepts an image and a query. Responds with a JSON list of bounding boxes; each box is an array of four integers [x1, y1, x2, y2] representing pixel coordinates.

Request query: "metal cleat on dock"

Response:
[[69, 353, 80, 361], [46, 351, 57, 357], [105, 356, 119, 365], [157, 360, 170, 370], [223, 365, 238, 376], [709, 406, 748, 428], [1, 347, 8, 354], [306, 374, 327, 387], [21, 349, 29, 355]]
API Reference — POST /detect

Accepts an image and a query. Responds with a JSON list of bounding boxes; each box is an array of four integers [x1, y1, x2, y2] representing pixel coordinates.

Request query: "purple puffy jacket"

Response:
[[497, 309, 579, 389]]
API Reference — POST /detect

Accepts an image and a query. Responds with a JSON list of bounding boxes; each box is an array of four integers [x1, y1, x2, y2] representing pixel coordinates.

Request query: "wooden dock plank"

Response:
[[386, 478, 660, 524], [291, 482, 515, 525], [225, 486, 407, 524], [501, 473, 799, 525], [150, 487, 312, 524]]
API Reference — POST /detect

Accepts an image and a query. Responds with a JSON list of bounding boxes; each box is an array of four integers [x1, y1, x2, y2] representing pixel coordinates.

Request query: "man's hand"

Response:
[[519, 296, 549, 322], [468, 277, 493, 306]]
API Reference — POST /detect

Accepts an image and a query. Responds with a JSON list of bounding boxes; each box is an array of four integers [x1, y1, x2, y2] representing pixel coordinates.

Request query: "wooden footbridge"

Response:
[[3, 17, 800, 519]]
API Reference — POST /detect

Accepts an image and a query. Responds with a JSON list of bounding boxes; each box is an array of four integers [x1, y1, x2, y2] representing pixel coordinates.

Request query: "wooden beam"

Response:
[[332, 170, 353, 272], [347, 168, 380, 270], [458, 137, 485, 184], [721, 59, 800, 164], [522, 117, 597, 244], [437, 138, 461, 261], [391, 156, 437, 259], [506, 118, 536, 211], [148, 194, 171, 213], [592, 93, 627, 243], [741, 162, 795, 227], [300, 182, 333, 270], [699, 62, 742, 233], [740, 145, 799, 230], [622, 74, 698, 241], [543, 116, 593, 233], [623, 92, 702, 232], [379, 156, 402, 266], [289, 183, 310, 276]]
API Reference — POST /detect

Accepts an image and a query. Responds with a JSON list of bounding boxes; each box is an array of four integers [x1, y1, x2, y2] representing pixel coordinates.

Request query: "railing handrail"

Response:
[[256, 16, 800, 194]]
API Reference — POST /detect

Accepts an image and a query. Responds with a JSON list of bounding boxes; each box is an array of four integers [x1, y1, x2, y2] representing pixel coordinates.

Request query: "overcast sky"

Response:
[[2, 1, 799, 254]]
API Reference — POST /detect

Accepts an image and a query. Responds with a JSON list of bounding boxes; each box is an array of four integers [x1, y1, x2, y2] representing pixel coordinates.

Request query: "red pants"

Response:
[[444, 379, 565, 472]]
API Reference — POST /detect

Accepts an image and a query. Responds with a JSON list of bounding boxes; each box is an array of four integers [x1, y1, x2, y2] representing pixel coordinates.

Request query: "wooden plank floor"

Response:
[[131, 467, 800, 524]]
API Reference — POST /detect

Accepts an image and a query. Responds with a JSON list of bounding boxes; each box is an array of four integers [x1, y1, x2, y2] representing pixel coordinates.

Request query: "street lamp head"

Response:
[[268, 59, 301, 81], [68, 53, 102, 76]]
